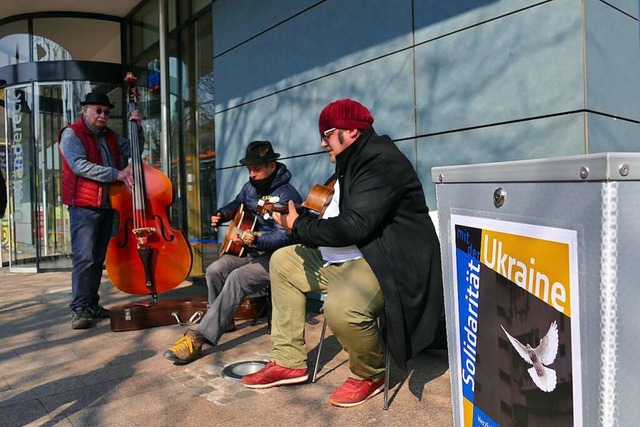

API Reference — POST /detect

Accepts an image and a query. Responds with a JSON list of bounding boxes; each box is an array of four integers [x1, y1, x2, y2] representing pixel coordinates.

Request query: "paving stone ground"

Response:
[[0, 270, 453, 426]]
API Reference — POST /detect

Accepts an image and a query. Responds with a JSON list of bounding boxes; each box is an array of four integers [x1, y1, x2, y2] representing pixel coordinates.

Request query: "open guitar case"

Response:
[[109, 290, 268, 332]]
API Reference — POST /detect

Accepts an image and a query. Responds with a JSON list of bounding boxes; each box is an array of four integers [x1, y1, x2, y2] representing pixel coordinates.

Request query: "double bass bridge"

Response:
[[132, 227, 156, 234], [132, 227, 156, 246]]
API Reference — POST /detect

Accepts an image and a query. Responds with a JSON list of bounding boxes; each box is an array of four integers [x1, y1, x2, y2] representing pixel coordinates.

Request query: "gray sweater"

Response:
[[59, 116, 140, 207], [59, 116, 133, 183]]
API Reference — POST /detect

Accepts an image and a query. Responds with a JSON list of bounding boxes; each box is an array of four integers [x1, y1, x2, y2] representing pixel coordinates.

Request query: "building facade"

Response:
[[1, 0, 639, 279]]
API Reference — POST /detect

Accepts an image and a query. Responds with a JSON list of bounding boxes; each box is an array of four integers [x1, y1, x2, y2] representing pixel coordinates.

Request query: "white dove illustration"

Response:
[[500, 321, 559, 392]]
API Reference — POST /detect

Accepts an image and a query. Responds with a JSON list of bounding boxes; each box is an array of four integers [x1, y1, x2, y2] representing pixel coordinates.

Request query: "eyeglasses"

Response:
[[321, 128, 336, 142], [91, 107, 111, 116]]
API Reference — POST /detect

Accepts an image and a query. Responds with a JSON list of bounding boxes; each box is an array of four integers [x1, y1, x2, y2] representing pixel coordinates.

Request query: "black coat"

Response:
[[0, 170, 6, 218], [292, 127, 443, 369]]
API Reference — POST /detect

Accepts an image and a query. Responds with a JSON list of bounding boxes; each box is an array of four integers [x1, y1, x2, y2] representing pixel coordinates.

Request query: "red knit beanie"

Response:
[[318, 99, 374, 134]]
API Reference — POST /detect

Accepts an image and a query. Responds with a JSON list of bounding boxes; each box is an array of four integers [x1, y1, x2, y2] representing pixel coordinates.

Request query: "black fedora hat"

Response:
[[239, 140, 281, 165], [80, 92, 115, 109]]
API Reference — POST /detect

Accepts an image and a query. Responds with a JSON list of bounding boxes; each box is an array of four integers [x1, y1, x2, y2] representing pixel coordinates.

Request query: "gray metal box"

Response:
[[432, 153, 639, 427]]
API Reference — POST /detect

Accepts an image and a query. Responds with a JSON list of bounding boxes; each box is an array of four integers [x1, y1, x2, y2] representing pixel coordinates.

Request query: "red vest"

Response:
[[59, 117, 121, 207]]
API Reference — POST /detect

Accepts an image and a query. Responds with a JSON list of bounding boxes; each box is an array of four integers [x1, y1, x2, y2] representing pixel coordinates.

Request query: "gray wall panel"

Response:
[[213, 0, 413, 110], [214, 50, 416, 169], [414, 0, 542, 44], [418, 114, 585, 206], [214, 166, 249, 212], [212, 0, 319, 55], [415, 0, 583, 135], [585, 0, 640, 118], [275, 154, 335, 201], [586, 113, 640, 153], [214, 95, 320, 170], [601, 0, 639, 18]]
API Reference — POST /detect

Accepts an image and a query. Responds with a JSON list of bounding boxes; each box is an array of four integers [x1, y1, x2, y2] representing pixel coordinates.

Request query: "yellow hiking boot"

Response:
[[162, 329, 205, 365]]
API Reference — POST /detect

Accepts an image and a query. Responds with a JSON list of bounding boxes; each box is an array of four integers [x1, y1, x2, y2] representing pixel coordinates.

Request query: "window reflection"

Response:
[[131, 1, 160, 59], [0, 20, 29, 67], [32, 18, 121, 63]]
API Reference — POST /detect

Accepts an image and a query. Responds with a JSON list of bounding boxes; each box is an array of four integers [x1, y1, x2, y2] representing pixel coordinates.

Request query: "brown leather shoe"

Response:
[[162, 329, 205, 365]]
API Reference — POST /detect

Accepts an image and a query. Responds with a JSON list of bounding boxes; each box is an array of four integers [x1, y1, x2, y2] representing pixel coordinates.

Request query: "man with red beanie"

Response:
[[242, 99, 444, 408]]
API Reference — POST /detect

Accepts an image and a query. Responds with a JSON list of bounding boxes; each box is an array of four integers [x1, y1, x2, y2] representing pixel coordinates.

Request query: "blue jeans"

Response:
[[69, 206, 114, 311]]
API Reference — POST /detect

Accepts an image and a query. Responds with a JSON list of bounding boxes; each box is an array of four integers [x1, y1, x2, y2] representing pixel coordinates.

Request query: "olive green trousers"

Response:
[[269, 244, 385, 380]]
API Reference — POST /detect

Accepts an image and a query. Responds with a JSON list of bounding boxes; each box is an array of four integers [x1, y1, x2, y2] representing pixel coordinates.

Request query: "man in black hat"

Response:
[[163, 140, 302, 365], [59, 92, 142, 330]]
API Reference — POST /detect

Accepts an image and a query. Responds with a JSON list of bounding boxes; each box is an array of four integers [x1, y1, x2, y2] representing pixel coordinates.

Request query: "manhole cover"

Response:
[[222, 360, 267, 381]]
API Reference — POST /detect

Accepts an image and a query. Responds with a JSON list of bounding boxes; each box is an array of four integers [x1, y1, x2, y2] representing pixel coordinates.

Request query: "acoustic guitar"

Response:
[[257, 182, 334, 220], [219, 204, 257, 257]]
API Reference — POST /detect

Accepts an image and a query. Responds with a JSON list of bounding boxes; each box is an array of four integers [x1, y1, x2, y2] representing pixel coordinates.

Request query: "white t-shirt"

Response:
[[318, 181, 363, 266]]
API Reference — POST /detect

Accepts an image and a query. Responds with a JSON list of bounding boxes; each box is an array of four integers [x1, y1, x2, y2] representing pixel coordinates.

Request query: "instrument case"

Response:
[[109, 295, 268, 332], [109, 296, 209, 332]]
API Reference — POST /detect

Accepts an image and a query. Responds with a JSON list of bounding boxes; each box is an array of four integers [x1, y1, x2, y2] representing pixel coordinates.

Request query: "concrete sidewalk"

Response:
[[0, 271, 452, 426]]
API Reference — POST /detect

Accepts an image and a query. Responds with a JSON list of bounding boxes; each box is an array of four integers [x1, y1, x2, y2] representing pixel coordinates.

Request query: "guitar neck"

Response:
[[259, 202, 320, 218], [229, 226, 262, 237]]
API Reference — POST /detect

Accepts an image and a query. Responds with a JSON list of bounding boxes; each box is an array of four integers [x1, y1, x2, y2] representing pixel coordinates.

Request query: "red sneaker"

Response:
[[329, 376, 385, 408], [242, 361, 309, 389]]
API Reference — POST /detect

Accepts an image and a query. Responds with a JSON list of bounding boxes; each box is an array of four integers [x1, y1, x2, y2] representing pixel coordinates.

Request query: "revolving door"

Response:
[[1, 82, 79, 271]]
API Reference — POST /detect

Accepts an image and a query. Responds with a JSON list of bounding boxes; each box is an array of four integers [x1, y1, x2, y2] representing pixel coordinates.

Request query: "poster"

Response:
[[450, 214, 581, 427]]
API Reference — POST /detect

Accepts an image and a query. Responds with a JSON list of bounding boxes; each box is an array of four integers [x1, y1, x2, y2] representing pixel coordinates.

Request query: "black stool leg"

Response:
[[383, 341, 391, 410], [312, 318, 327, 383], [266, 288, 272, 334]]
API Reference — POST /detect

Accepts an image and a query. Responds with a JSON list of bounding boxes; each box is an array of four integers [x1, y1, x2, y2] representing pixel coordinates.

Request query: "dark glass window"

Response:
[[131, 1, 160, 58]]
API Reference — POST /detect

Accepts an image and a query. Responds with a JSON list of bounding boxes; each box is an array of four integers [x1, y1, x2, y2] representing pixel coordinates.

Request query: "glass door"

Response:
[[34, 82, 75, 269], [4, 84, 37, 271], [2, 82, 77, 271]]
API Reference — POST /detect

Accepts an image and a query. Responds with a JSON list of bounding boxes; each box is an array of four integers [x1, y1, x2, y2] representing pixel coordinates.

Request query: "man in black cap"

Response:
[[163, 140, 302, 365], [59, 92, 142, 330]]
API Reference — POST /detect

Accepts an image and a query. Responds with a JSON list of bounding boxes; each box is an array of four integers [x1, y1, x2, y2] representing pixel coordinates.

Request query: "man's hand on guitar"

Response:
[[231, 230, 255, 247], [273, 200, 299, 232], [211, 213, 222, 231]]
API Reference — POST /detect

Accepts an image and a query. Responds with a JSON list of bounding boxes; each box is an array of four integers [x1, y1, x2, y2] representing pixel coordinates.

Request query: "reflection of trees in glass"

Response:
[[196, 70, 216, 240], [0, 33, 29, 66], [196, 71, 215, 153], [33, 35, 72, 61]]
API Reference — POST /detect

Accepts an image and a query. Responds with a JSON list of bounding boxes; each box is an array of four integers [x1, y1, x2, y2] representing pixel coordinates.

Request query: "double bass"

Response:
[[106, 72, 192, 300]]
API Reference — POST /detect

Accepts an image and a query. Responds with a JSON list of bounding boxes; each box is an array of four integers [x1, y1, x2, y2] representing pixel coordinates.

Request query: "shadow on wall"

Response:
[[212, 0, 583, 210], [213, 0, 499, 102]]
